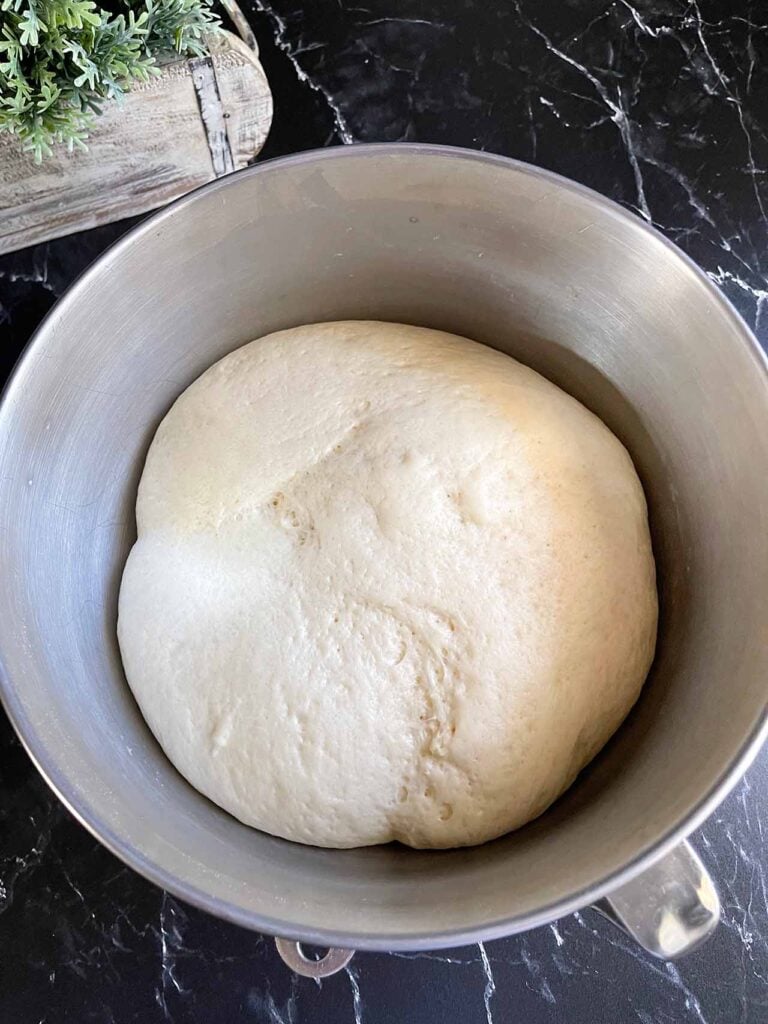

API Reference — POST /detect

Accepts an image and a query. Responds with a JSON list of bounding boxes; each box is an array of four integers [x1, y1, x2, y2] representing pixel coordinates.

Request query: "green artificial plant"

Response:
[[0, 0, 220, 161]]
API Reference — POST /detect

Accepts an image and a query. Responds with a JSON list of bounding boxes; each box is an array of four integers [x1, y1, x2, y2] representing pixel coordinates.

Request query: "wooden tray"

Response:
[[0, 29, 273, 255]]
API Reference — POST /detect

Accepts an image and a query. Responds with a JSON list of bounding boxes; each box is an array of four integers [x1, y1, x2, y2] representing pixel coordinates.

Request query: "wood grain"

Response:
[[0, 31, 273, 255]]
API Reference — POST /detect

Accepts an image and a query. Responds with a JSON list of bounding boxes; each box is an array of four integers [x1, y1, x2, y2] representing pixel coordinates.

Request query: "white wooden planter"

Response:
[[0, 27, 273, 255]]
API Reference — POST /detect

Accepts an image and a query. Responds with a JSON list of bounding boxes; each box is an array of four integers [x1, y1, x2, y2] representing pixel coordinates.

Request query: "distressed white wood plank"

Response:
[[0, 30, 273, 255], [210, 31, 273, 170]]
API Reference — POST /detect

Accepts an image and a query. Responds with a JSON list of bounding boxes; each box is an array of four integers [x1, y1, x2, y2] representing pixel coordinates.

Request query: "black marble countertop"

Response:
[[2, 1, 767, 1021]]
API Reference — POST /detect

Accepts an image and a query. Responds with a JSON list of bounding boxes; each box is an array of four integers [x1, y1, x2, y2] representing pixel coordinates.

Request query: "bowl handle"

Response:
[[274, 840, 718, 971], [274, 937, 355, 977], [593, 839, 720, 958]]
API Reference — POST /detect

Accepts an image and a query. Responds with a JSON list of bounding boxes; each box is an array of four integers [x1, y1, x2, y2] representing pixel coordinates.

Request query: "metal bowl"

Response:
[[1, 146, 767, 969]]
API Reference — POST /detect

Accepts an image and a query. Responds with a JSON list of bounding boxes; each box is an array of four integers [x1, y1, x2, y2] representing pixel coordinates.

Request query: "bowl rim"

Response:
[[1, 142, 767, 951]]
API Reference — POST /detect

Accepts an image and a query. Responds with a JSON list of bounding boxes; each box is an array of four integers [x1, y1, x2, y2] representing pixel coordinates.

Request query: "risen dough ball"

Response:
[[118, 321, 657, 849]]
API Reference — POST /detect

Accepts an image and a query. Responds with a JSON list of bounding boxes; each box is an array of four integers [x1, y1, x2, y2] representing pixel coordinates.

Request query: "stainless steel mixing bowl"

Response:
[[1, 145, 767, 975]]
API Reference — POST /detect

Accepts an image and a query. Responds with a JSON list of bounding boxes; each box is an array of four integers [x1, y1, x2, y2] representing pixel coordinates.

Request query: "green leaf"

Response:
[[0, 0, 222, 158]]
